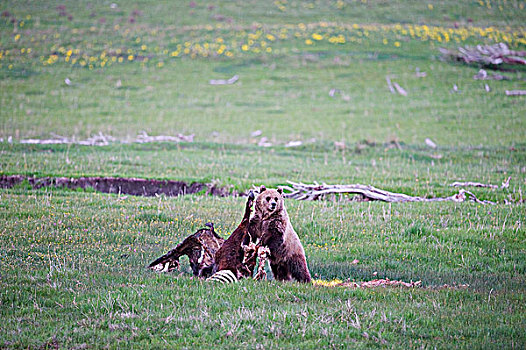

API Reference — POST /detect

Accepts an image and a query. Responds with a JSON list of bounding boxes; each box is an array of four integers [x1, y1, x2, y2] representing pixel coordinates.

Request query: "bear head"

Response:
[[255, 186, 284, 217]]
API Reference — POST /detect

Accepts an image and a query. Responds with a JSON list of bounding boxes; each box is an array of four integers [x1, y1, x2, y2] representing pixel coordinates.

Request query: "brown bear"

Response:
[[148, 222, 223, 278], [248, 186, 312, 283], [213, 191, 256, 279]]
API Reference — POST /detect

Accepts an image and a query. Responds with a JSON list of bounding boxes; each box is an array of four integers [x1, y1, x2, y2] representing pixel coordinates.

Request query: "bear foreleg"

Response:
[[271, 263, 292, 281], [288, 256, 312, 283]]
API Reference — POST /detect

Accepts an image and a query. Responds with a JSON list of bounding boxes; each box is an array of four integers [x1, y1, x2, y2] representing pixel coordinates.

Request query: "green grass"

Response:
[[2, 58, 525, 146], [1, 142, 524, 202], [1, 190, 525, 348], [1, 1, 525, 145], [1, 0, 525, 348]]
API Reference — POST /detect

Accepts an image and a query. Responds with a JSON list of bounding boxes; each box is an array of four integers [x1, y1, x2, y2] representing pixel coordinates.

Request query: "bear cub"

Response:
[[249, 186, 312, 283]]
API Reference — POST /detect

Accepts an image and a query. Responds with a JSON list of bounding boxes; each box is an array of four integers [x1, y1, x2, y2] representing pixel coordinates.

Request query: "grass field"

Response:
[[1, 0, 525, 348]]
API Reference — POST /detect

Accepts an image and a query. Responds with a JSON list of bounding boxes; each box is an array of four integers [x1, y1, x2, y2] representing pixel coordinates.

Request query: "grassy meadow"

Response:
[[1, 0, 525, 348]]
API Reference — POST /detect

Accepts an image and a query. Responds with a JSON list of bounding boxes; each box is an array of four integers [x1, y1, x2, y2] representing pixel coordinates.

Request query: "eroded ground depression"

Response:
[[0, 175, 235, 197]]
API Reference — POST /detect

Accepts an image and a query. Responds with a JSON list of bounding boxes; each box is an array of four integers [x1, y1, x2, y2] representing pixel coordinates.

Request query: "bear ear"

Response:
[[277, 187, 283, 195], [259, 185, 266, 193]]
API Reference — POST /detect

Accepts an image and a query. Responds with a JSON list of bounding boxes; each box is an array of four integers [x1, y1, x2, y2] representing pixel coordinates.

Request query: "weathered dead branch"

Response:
[[134, 131, 194, 143], [449, 181, 497, 189], [473, 69, 509, 81], [282, 181, 496, 204], [425, 138, 437, 149], [209, 75, 239, 85], [505, 90, 526, 96], [14, 132, 194, 146], [19, 132, 115, 146], [386, 76, 395, 93], [440, 43, 526, 67], [386, 76, 407, 96], [449, 177, 510, 189]]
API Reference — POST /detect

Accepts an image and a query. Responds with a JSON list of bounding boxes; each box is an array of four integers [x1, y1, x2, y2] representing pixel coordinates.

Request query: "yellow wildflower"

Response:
[[312, 279, 343, 287]]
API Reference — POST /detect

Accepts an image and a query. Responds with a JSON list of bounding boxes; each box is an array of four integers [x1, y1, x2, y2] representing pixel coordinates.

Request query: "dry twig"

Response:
[[209, 75, 239, 85]]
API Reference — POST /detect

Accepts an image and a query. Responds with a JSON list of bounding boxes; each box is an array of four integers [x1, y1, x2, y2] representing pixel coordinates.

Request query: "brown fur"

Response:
[[214, 192, 256, 279], [148, 222, 222, 278], [250, 186, 311, 283]]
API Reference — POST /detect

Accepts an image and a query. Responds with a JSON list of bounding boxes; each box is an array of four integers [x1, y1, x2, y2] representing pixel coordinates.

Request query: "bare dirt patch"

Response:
[[0, 175, 235, 197]]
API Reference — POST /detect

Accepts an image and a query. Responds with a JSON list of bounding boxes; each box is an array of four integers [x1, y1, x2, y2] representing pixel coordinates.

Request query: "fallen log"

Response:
[[282, 181, 496, 204], [449, 181, 497, 189], [440, 43, 526, 68], [449, 177, 510, 189], [17, 132, 194, 146], [505, 90, 526, 96]]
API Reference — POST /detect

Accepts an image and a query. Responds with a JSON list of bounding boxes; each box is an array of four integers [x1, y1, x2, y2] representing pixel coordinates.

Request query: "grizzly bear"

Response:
[[248, 186, 312, 283], [213, 191, 256, 279]]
